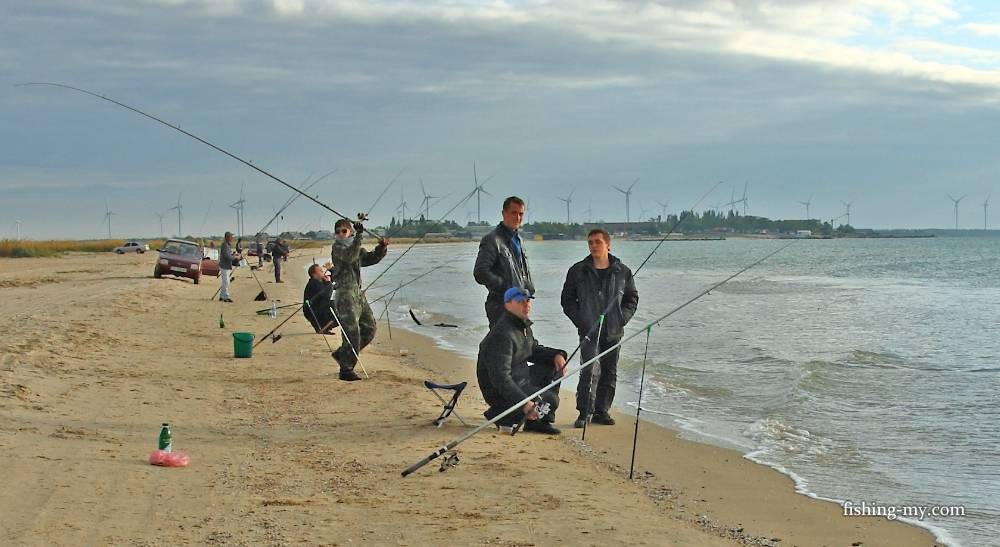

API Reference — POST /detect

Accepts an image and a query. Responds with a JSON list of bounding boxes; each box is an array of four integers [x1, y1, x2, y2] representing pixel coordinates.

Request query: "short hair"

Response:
[[224, 231, 233, 237], [588, 228, 611, 244], [307, 264, 322, 276], [334, 218, 352, 230], [502, 196, 525, 211]]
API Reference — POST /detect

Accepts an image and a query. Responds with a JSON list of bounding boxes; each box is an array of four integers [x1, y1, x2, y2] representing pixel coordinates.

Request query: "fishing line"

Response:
[[254, 306, 302, 349], [326, 303, 370, 379], [368, 263, 447, 305], [401, 240, 796, 476]]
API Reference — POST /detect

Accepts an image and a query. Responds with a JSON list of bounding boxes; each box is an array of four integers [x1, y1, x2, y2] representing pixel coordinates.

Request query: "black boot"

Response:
[[524, 421, 561, 435], [339, 369, 361, 381], [573, 412, 588, 428]]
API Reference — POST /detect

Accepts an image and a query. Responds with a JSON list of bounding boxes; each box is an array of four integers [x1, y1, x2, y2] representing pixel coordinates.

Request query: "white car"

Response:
[[113, 241, 149, 254]]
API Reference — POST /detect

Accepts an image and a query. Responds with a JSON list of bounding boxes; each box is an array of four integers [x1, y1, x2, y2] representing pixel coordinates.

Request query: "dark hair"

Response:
[[502, 196, 525, 211], [308, 264, 322, 276], [588, 228, 611, 244], [334, 218, 352, 230]]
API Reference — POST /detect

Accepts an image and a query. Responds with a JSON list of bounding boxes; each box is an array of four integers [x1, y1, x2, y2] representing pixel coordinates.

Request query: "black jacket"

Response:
[[272, 240, 289, 260], [304, 277, 334, 309], [560, 254, 639, 340], [474, 223, 534, 309], [476, 310, 566, 411]]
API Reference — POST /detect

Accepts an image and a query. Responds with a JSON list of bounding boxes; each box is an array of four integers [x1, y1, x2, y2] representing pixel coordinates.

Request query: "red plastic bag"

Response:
[[148, 449, 191, 467]]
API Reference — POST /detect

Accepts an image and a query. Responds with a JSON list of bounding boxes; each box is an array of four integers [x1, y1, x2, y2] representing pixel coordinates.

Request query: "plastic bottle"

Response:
[[158, 423, 172, 453], [219, 313, 225, 328], [269, 300, 277, 319]]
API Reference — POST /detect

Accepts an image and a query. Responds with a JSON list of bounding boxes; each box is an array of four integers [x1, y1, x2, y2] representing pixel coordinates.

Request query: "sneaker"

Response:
[[591, 413, 616, 426], [338, 370, 362, 382], [524, 421, 561, 435], [573, 413, 588, 428], [222, 298, 234, 303]]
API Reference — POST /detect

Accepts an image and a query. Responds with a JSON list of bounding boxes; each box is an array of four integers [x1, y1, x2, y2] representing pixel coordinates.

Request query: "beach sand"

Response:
[[0, 253, 940, 545]]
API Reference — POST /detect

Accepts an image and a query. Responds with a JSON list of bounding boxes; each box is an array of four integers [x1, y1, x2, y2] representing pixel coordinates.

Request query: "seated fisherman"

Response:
[[476, 287, 568, 434], [304, 262, 338, 333]]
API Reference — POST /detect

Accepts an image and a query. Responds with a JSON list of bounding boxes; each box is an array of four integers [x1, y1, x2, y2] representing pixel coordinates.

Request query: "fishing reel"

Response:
[[356, 212, 369, 222], [438, 451, 460, 472], [511, 400, 551, 436]]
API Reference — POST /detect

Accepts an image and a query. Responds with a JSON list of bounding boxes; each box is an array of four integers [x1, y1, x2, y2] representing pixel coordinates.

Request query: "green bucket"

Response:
[[233, 332, 254, 358]]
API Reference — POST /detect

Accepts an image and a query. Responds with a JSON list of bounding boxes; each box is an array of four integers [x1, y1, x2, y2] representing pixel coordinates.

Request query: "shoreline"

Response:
[[392, 320, 948, 546], [0, 253, 942, 545]]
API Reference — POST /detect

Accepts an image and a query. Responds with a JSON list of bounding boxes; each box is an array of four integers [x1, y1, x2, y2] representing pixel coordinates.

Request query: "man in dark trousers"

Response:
[[561, 228, 638, 428], [329, 218, 388, 381], [271, 238, 289, 283], [304, 263, 338, 333], [474, 196, 534, 326], [477, 287, 567, 434]]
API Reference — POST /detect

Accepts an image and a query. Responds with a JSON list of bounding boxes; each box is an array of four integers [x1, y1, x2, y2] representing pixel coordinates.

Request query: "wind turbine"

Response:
[[229, 183, 246, 237], [557, 188, 575, 224], [798, 193, 814, 220], [168, 193, 183, 237], [741, 182, 749, 216], [984, 194, 991, 230], [155, 211, 166, 239], [842, 200, 854, 227], [656, 199, 670, 222], [583, 200, 593, 223], [472, 162, 494, 223], [613, 178, 640, 225], [397, 186, 408, 223], [14, 219, 22, 240], [947, 193, 965, 230], [102, 199, 115, 239], [419, 179, 438, 220]]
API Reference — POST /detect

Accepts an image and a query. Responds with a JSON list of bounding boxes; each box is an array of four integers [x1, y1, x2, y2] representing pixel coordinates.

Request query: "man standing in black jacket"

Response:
[[272, 238, 290, 283], [474, 196, 534, 326], [477, 287, 567, 434], [561, 228, 639, 428]]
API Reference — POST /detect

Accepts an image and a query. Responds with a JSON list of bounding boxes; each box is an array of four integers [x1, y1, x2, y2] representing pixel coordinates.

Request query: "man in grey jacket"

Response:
[[560, 228, 638, 428], [218, 231, 241, 303], [474, 196, 534, 326], [476, 287, 567, 434]]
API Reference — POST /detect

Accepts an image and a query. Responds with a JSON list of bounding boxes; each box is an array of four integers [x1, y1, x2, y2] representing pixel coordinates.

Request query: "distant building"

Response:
[[795, 230, 812, 238]]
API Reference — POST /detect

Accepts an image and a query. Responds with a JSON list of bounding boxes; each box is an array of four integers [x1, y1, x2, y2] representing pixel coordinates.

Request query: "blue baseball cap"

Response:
[[503, 287, 534, 303]]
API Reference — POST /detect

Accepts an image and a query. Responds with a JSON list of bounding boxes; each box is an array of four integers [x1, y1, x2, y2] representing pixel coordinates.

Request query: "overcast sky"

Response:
[[4, 0, 1000, 239]]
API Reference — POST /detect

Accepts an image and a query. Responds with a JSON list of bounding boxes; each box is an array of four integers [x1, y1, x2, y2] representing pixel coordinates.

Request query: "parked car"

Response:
[[153, 239, 220, 284], [113, 240, 148, 254]]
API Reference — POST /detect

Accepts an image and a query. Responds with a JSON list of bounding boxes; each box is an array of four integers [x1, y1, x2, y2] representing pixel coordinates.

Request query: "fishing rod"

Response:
[[368, 263, 447, 305], [255, 174, 330, 241], [365, 169, 406, 219], [402, 240, 796, 476], [364, 185, 480, 291], [254, 306, 302, 348], [19, 82, 381, 238], [573, 181, 722, 431]]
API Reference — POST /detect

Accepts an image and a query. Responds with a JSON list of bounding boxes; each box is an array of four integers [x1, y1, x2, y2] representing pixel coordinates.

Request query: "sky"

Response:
[[4, 0, 1000, 239]]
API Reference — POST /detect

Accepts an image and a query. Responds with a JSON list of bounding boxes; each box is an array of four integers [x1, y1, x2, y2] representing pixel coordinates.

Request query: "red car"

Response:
[[153, 239, 220, 284]]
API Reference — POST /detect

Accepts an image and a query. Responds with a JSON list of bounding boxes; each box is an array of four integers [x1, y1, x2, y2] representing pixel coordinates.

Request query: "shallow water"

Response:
[[318, 235, 1000, 547]]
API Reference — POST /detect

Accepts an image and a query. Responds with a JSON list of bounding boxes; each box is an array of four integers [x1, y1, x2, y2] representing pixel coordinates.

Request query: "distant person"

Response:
[[304, 263, 338, 333], [218, 231, 241, 303], [474, 196, 534, 326], [255, 236, 264, 267], [560, 228, 638, 428], [271, 238, 289, 283], [477, 287, 567, 434], [329, 218, 388, 381]]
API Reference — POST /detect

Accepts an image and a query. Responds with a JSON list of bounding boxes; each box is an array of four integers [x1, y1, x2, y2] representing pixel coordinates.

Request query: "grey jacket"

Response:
[[476, 310, 566, 412], [219, 240, 234, 270], [560, 254, 638, 341], [473, 223, 534, 316]]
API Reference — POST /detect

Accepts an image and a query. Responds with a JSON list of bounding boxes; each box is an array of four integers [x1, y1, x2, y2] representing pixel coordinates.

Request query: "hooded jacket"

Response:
[[560, 253, 639, 341], [474, 222, 534, 314], [476, 310, 566, 412]]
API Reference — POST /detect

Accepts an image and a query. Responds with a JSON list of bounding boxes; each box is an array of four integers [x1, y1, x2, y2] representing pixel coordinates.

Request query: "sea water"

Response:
[[331, 235, 998, 547]]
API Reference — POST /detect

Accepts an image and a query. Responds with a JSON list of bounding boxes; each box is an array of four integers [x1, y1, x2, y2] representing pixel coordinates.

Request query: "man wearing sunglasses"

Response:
[[329, 218, 389, 381]]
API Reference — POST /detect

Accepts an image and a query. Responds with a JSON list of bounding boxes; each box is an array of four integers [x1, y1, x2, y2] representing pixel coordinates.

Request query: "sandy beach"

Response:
[[0, 252, 940, 546]]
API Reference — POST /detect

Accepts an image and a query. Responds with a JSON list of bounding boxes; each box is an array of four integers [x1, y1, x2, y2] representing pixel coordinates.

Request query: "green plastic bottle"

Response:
[[158, 423, 172, 453]]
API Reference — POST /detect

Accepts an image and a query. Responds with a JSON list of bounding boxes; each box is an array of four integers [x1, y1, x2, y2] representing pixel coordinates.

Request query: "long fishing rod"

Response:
[[401, 240, 796, 476], [19, 82, 381, 238], [255, 173, 331, 240], [365, 169, 406, 219], [572, 182, 721, 430], [254, 306, 302, 348], [364, 185, 479, 291]]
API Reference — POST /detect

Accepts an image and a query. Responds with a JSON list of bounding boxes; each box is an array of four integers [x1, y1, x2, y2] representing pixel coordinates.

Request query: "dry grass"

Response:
[[0, 239, 167, 258]]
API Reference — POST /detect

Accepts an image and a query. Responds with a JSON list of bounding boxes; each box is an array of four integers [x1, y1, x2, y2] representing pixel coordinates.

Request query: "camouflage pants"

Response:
[[333, 289, 376, 371]]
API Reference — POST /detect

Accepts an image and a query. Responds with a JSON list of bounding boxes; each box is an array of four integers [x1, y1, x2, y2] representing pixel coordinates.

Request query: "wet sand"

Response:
[[0, 252, 939, 545]]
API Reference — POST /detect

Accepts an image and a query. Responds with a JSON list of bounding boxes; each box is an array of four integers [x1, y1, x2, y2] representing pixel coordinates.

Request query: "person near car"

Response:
[[477, 287, 567, 434], [560, 228, 639, 428], [329, 218, 388, 381], [271, 238, 289, 283], [304, 263, 338, 333], [255, 237, 264, 267], [218, 231, 241, 303], [473, 196, 534, 327]]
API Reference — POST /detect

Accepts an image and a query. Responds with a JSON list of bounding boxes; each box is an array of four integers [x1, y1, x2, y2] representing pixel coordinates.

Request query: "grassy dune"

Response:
[[0, 239, 168, 258]]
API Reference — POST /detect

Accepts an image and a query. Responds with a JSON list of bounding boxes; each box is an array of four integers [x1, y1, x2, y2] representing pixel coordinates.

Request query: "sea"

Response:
[[315, 235, 999, 547]]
